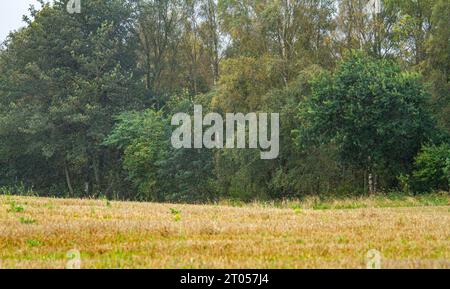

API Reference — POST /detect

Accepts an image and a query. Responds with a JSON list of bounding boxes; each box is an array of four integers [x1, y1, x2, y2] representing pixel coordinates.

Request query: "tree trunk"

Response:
[[84, 181, 90, 196], [64, 165, 74, 197], [368, 172, 374, 194], [363, 170, 367, 193], [374, 174, 378, 193], [367, 156, 377, 194]]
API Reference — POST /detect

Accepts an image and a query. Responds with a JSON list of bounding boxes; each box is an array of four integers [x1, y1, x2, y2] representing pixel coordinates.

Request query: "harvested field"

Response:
[[0, 195, 449, 269]]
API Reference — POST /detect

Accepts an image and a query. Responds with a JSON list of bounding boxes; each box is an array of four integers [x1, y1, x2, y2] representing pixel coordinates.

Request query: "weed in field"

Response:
[[418, 194, 449, 206], [26, 240, 42, 247], [291, 205, 302, 215], [336, 236, 349, 244], [173, 213, 182, 222], [7, 201, 24, 213], [0, 183, 37, 197], [19, 216, 36, 225], [334, 203, 367, 210], [170, 208, 182, 222], [170, 208, 180, 215], [45, 203, 54, 210], [277, 192, 450, 211], [296, 239, 305, 245], [0, 186, 13, 195], [99, 194, 112, 208], [312, 202, 331, 210]]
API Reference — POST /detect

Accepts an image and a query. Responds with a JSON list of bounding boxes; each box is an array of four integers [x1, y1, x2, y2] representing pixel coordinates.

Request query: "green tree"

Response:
[[105, 93, 217, 202], [425, 0, 450, 133], [412, 144, 450, 193], [0, 0, 143, 196], [299, 52, 436, 193], [137, 0, 184, 106], [104, 110, 169, 201], [387, 0, 435, 66]]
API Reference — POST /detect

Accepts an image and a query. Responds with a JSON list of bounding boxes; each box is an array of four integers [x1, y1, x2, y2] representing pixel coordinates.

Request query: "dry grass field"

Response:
[[0, 194, 449, 269]]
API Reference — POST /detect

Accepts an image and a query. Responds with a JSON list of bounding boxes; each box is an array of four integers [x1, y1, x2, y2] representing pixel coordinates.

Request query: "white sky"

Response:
[[0, 0, 43, 43]]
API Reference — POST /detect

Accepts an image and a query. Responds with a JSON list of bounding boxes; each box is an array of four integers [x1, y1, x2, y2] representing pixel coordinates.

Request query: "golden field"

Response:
[[0, 194, 449, 269]]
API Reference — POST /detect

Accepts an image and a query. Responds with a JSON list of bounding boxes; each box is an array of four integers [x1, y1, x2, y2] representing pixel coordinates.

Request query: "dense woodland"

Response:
[[0, 0, 449, 202]]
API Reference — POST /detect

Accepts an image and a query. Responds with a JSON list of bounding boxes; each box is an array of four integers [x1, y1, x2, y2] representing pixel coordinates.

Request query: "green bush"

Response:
[[412, 144, 450, 193], [104, 110, 170, 201]]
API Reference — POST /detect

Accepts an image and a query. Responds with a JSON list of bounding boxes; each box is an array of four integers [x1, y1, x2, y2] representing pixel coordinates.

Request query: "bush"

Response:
[[411, 144, 450, 193], [104, 110, 170, 201]]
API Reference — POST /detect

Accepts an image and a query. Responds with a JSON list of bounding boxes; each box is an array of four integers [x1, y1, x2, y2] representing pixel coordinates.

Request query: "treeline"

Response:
[[0, 0, 448, 202]]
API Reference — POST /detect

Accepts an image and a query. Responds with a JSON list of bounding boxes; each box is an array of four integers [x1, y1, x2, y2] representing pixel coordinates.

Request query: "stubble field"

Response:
[[0, 195, 449, 269]]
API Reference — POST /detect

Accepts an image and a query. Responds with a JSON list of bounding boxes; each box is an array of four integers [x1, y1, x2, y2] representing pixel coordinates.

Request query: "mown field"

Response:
[[0, 194, 449, 269]]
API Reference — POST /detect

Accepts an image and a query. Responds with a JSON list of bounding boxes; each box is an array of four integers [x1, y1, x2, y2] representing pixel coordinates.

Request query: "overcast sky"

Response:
[[0, 0, 41, 43]]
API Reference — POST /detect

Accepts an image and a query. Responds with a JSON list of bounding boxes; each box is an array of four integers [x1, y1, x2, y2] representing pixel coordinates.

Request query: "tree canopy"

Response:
[[0, 0, 448, 201]]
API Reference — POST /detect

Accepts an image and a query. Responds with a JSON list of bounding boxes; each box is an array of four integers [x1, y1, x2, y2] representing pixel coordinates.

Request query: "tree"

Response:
[[136, 0, 220, 103], [213, 56, 278, 112], [1, 0, 447, 201], [105, 93, 217, 202], [0, 0, 143, 196], [198, 0, 222, 84], [219, 0, 336, 83], [425, 0, 450, 133], [412, 144, 450, 193], [137, 0, 184, 107], [104, 110, 169, 201], [299, 52, 436, 193], [336, 0, 391, 58], [387, 0, 436, 66]]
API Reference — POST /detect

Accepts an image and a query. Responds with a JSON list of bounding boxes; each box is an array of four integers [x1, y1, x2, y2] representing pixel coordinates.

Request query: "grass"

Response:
[[18, 216, 37, 225], [170, 208, 182, 222], [226, 192, 450, 211], [0, 194, 448, 269], [26, 240, 43, 247], [7, 201, 25, 213]]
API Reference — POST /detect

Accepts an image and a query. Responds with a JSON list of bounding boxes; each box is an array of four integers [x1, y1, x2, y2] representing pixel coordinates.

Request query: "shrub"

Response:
[[412, 144, 450, 193]]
